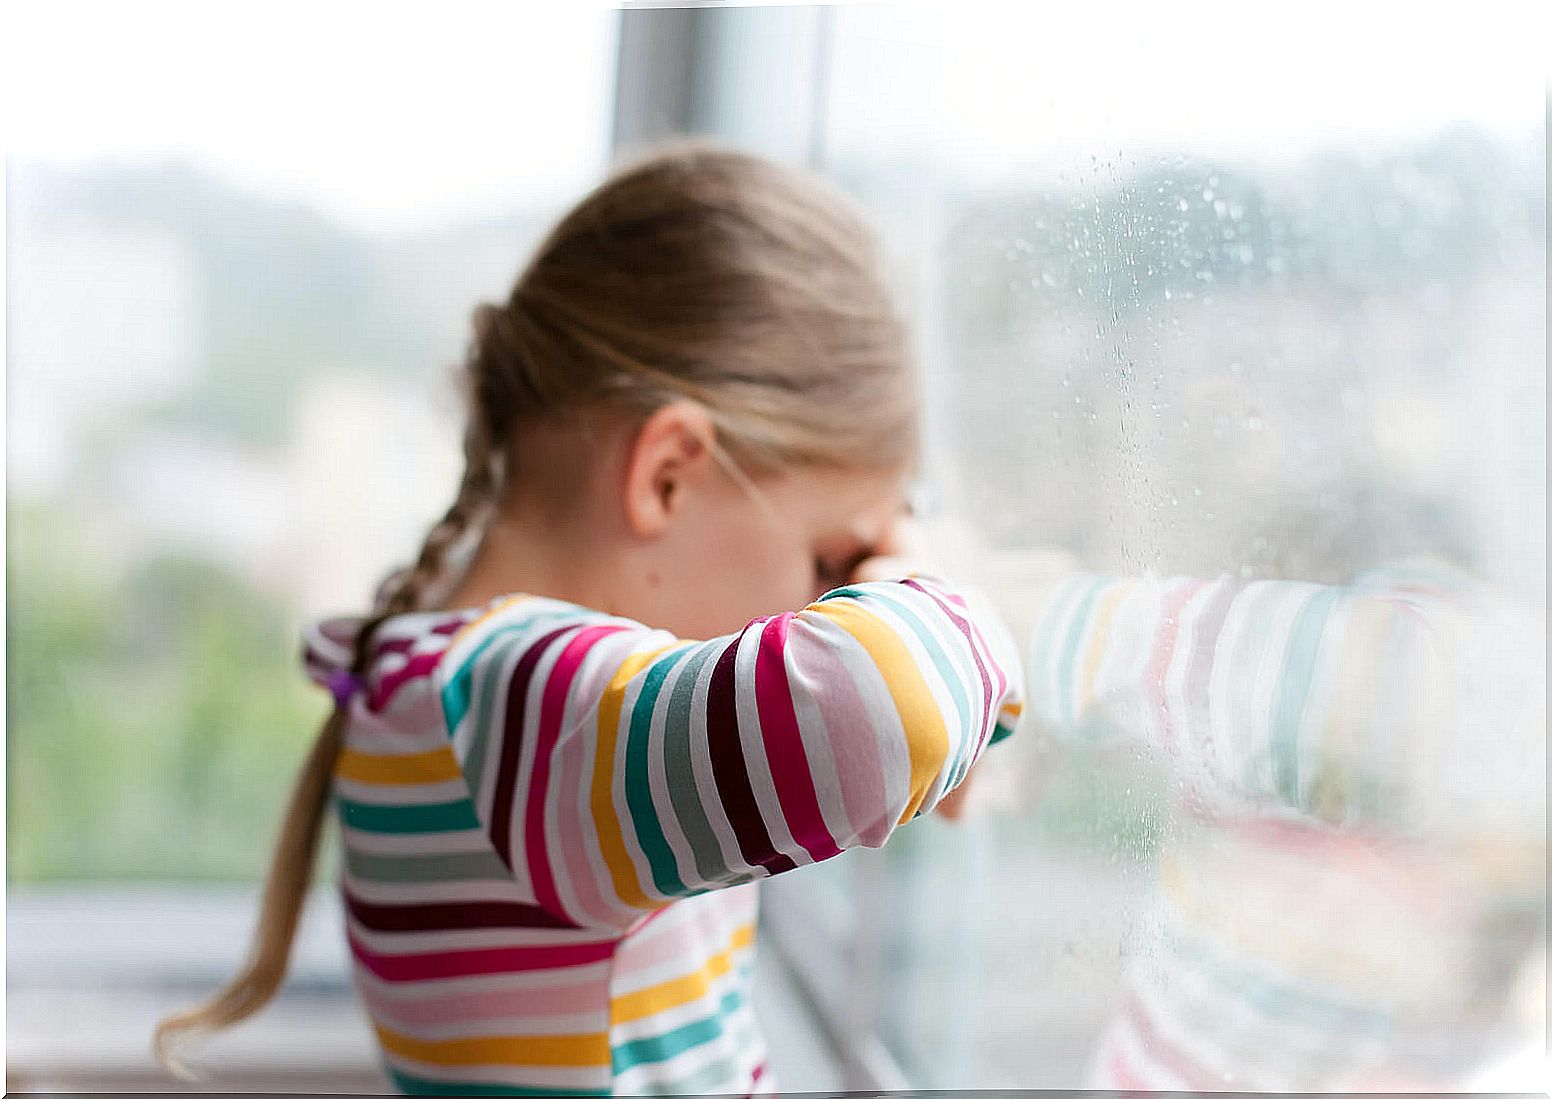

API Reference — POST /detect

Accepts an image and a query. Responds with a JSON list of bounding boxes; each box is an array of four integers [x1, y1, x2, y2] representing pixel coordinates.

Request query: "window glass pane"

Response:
[[811, 4, 1546, 1090]]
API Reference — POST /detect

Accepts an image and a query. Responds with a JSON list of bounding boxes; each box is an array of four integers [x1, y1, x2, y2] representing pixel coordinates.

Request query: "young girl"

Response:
[[154, 138, 1025, 1096]]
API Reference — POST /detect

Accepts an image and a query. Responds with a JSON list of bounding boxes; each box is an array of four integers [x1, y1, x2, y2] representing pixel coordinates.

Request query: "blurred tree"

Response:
[[7, 502, 326, 881]]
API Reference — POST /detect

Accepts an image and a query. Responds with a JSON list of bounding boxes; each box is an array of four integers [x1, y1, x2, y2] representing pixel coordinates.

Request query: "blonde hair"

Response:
[[153, 136, 918, 1075]]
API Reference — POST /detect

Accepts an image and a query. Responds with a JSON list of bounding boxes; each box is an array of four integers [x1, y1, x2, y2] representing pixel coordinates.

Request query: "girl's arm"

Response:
[[433, 575, 1024, 927], [1026, 566, 1543, 834]]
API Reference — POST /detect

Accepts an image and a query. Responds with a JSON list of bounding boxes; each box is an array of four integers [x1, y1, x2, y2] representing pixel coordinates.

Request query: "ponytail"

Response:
[[152, 705, 346, 1078], [153, 384, 500, 1076]]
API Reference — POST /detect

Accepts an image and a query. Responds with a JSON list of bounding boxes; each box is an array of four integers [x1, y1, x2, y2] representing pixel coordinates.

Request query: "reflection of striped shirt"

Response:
[[1029, 561, 1544, 834], [1030, 562, 1545, 1091], [303, 576, 1023, 1096]]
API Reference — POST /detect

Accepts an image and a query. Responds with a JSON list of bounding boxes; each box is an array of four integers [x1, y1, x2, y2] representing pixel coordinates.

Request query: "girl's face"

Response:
[[466, 403, 914, 640], [609, 406, 913, 639], [699, 463, 911, 636]]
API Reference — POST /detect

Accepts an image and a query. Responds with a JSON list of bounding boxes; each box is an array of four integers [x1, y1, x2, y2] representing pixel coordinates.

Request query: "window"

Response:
[[8, 4, 1544, 1093], [764, 3, 1546, 1091]]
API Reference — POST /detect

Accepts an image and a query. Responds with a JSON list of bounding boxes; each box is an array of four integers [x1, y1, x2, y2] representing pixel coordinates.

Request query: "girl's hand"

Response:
[[849, 553, 928, 584], [849, 514, 941, 584], [933, 767, 979, 822]]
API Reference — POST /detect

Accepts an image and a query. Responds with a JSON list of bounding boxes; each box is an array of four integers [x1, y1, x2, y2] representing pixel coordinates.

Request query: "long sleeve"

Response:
[[1026, 563, 1544, 835], [432, 575, 1024, 928]]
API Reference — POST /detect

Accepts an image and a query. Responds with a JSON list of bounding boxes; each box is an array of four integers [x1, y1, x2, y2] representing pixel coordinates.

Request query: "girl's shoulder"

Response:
[[300, 593, 630, 715]]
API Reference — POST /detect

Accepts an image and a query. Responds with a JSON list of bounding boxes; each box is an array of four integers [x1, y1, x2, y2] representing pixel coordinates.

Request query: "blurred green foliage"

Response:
[[7, 501, 329, 881]]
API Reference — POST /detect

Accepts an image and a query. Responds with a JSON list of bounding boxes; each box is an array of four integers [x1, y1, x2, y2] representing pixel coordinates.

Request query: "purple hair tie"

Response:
[[327, 669, 364, 710]]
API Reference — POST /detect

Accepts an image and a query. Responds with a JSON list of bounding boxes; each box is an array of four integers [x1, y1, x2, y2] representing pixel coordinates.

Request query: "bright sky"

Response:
[[829, 1, 1549, 175], [3, 1, 621, 233], [5, 1, 1546, 233]]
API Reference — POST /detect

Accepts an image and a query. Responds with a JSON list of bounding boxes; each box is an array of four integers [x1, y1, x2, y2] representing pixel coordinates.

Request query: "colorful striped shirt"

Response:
[[302, 575, 1024, 1096], [1029, 561, 1545, 1090]]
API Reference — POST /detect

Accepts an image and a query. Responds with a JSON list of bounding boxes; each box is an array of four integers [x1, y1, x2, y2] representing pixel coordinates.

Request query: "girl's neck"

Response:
[[431, 510, 614, 614]]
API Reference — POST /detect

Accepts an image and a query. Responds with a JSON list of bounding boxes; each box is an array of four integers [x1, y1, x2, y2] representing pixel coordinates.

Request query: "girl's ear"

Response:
[[621, 400, 717, 538]]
